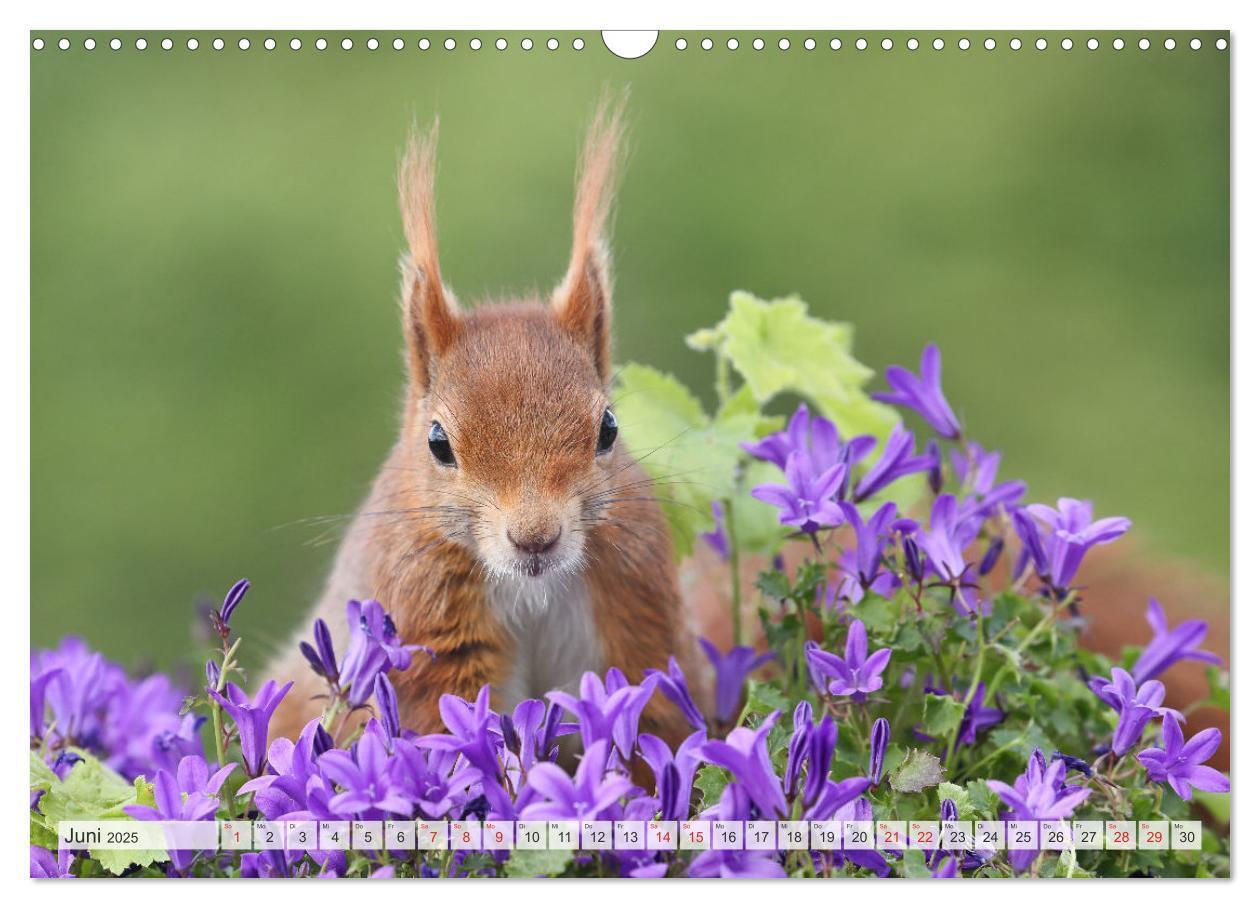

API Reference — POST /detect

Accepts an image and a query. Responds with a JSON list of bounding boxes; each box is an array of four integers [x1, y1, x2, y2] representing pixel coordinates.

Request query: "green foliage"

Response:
[[612, 362, 758, 555], [618, 292, 894, 558], [1205, 666, 1230, 710], [503, 849, 574, 878], [890, 750, 945, 793], [686, 292, 896, 438]]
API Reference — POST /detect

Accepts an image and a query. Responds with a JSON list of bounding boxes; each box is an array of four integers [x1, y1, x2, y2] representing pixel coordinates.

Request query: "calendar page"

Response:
[[26, 14, 1231, 883]]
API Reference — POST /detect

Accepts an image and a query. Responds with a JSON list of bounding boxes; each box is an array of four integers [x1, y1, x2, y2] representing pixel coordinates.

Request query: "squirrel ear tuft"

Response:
[[399, 119, 460, 390], [553, 94, 625, 383]]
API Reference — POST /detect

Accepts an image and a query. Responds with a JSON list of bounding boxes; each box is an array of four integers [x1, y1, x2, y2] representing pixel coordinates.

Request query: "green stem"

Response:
[[210, 702, 226, 772], [945, 615, 986, 773], [725, 497, 742, 646], [209, 637, 240, 771], [1013, 591, 1077, 657], [715, 352, 732, 406], [960, 734, 1022, 777]]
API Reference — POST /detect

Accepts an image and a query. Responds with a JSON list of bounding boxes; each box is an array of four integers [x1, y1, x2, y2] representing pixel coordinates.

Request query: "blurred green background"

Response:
[[31, 31, 1229, 671]]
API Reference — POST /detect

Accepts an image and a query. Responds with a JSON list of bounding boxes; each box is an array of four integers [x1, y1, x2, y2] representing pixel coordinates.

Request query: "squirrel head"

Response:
[[395, 100, 632, 581]]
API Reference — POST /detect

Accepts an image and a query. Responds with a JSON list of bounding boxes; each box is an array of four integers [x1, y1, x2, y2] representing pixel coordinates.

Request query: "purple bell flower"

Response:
[[29, 668, 60, 740], [645, 656, 706, 732], [549, 669, 655, 761], [1089, 667, 1182, 755], [208, 679, 294, 776], [339, 600, 427, 708], [839, 501, 898, 589], [319, 719, 414, 818], [123, 767, 223, 871], [1016, 499, 1131, 591], [518, 739, 637, 821], [988, 750, 1090, 872], [804, 619, 892, 702], [699, 712, 788, 820], [688, 783, 789, 878], [871, 343, 962, 439], [917, 494, 982, 583], [853, 426, 935, 502], [977, 538, 1004, 576], [750, 449, 848, 535], [950, 443, 1025, 522], [1137, 712, 1230, 801], [742, 403, 848, 474], [1131, 598, 1222, 686], [30, 846, 75, 879], [830, 796, 890, 876], [699, 638, 776, 726], [639, 730, 707, 822]]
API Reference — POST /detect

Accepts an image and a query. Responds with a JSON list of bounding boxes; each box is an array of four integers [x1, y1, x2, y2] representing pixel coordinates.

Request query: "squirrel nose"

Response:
[[508, 529, 561, 556]]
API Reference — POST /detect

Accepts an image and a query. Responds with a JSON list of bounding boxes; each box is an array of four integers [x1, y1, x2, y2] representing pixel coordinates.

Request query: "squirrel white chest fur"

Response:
[[486, 572, 603, 706]]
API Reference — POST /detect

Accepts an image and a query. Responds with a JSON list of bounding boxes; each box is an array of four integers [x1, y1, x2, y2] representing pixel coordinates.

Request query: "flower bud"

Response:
[[868, 717, 890, 783], [312, 722, 334, 756], [219, 578, 250, 627], [500, 713, 521, 755], [659, 762, 681, 822], [926, 440, 944, 494], [1052, 750, 1093, 777], [374, 673, 401, 741], [978, 538, 1004, 576], [903, 537, 925, 583]]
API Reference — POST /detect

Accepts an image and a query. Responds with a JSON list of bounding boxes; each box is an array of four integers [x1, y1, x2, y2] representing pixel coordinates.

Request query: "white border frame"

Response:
[[6, 1, 1249, 900]]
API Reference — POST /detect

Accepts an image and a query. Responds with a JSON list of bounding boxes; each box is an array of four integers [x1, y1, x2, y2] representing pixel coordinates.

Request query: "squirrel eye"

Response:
[[428, 421, 456, 467], [596, 407, 618, 455]]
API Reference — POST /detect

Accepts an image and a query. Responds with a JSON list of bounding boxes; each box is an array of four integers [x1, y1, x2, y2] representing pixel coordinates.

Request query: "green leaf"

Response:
[[730, 460, 790, 555], [1195, 790, 1231, 824], [991, 721, 1054, 763], [965, 780, 999, 817], [33, 750, 164, 875], [694, 764, 730, 808], [503, 848, 573, 877], [30, 812, 58, 850], [1120, 645, 1142, 673], [893, 621, 926, 654], [684, 326, 722, 353], [901, 848, 932, 878], [36, 750, 136, 824], [1206, 666, 1230, 710], [743, 679, 792, 719], [717, 383, 784, 439], [30, 751, 59, 793], [613, 363, 757, 556], [922, 693, 967, 738], [94, 843, 168, 876], [703, 291, 897, 438], [890, 749, 944, 793], [848, 596, 899, 636], [937, 781, 973, 819]]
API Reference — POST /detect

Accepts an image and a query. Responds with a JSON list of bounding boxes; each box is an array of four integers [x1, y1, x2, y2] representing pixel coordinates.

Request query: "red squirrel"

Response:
[[265, 102, 709, 745]]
